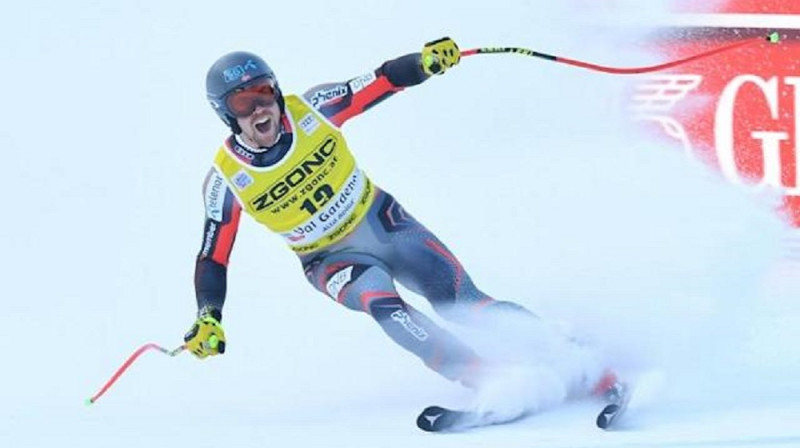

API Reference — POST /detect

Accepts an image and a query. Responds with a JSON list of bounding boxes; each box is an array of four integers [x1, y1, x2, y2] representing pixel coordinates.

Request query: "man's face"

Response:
[[226, 80, 282, 148], [236, 100, 281, 148]]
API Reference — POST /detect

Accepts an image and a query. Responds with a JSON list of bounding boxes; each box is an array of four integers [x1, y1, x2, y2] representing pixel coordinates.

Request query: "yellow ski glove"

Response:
[[184, 306, 226, 359], [422, 37, 461, 76]]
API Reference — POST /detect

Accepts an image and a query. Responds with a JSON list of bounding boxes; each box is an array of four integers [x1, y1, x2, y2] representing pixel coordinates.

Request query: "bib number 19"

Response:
[[300, 184, 334, 215]]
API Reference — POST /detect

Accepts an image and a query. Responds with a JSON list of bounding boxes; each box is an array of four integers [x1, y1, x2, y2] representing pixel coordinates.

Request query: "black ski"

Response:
[[418, 381, 632, 432], [596, 382, 632, 429], [416, 406, 481, 432]]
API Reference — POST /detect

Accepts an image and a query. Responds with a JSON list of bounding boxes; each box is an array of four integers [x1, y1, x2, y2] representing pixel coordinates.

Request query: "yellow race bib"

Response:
[[213, 95, 374, 253]]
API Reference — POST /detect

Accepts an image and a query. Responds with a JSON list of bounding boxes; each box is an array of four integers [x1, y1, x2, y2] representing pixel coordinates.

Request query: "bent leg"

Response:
[[376, 195, 606, 396], [376, 195, 534, 325], [302, 252, 483, 387]]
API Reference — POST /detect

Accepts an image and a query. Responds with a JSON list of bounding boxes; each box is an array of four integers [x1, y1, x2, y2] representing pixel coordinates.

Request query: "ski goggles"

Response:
[[225, 79, 277, 117]]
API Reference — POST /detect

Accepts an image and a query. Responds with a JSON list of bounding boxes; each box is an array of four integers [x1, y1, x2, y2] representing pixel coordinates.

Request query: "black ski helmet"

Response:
[[205, 51, 284, 134]]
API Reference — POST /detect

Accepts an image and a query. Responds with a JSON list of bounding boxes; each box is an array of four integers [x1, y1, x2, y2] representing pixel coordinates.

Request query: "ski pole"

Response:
[[86, 342, 185, 405], [461, 31, 781, 75]]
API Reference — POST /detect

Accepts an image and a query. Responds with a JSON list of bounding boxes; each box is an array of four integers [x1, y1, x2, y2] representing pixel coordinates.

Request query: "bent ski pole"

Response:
[[461, 32, 781, 75], [86, 343, 185, 405]]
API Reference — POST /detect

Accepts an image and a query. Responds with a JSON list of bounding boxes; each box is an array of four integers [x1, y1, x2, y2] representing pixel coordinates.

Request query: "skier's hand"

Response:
[[184, 306, 226, 359], [422, 37, 461, 76]]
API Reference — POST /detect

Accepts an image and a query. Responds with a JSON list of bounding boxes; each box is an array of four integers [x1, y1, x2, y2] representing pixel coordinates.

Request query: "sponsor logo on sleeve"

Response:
[[233, 169, 254, 191], [348, 72, 377, 94], [299, 112, 320, 135], [201, 221, 218, 257], [326, 266, 354, 299], [310, 85, 348, 108], [205, 172, 226, 222]]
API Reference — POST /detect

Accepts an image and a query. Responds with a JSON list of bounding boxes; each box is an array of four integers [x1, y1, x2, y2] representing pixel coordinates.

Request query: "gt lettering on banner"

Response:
[[715, 75, 800, 196]]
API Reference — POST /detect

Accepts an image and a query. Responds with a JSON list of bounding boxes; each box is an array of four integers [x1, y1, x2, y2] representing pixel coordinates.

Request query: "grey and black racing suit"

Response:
[[196, 52, 542, 387]]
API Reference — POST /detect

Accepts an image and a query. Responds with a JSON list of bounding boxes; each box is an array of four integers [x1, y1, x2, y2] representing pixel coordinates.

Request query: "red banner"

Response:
[[674, 0, 800, 15], [641, 1, 800, 226]]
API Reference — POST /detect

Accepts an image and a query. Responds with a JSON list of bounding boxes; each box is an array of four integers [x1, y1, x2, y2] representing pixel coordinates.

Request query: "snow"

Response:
[[2, 1, 798, 447]]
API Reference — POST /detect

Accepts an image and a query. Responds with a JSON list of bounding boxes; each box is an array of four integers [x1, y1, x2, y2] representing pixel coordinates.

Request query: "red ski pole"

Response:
[[461, 32, 781, 75], [86, 343, 185, 405]]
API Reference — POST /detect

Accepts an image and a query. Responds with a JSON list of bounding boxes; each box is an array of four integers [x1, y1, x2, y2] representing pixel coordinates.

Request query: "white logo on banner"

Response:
[[631, 74, 703, 160], [715, 75, 800, 195]]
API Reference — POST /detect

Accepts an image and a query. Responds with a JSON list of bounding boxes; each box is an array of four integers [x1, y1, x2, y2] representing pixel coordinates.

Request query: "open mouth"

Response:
[[254, 116, 272, 134]]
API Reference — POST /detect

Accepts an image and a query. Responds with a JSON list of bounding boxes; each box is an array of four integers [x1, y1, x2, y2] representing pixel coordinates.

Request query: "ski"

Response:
[[595, 382, 632, 430], [418, 380, 633, 432], [416, 405, 483, 432]]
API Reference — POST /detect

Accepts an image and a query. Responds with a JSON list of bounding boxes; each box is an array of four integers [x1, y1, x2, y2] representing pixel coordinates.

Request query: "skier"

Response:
[[184, 37, 621, 427]]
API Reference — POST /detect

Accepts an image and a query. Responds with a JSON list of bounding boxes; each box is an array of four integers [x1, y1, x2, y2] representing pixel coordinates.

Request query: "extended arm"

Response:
[[304, 37, 461, 127]]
